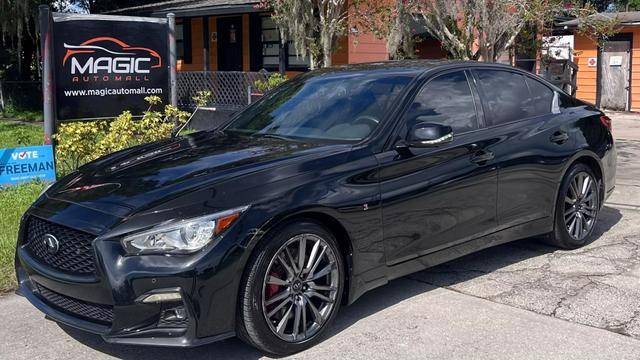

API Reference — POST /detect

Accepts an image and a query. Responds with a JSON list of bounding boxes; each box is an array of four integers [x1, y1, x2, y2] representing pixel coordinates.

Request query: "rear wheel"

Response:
[[237, 221, 344, 355], [546, 163, 600, 249]]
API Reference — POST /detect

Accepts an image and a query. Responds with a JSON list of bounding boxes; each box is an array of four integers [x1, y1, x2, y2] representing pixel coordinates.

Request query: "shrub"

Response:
[[55, 98, 190, 175], [193, 91, 212, 107], [254, 73, 288, 93], [54, 120, 108, 173]]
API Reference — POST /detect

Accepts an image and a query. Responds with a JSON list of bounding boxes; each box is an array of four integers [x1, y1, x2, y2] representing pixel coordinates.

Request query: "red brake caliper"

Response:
[[266, 269, 284, 305]]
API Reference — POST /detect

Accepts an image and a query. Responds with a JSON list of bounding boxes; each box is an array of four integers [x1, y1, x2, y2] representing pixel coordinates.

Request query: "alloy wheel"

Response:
[[261, 233, 339, 342], [564, 171, 598, 241]]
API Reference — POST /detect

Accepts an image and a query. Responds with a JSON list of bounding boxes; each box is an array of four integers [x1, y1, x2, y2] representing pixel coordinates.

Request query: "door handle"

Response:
[[550, 131, 569, 144], [470, 149, 494, 164]]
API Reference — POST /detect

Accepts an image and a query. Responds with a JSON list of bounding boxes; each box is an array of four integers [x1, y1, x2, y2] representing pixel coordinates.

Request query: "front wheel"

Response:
[[546, 163, 600, 249], [237, 221, 344, 355]]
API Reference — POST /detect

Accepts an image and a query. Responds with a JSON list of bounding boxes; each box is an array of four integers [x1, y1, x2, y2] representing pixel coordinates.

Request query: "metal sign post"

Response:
[[38, 5, 55, 146], [168, 13, 178, 109]]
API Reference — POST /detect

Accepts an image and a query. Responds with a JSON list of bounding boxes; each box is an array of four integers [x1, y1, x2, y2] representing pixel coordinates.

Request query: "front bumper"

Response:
[[15, 263, 233, 347], [15, 206, 246, 347]]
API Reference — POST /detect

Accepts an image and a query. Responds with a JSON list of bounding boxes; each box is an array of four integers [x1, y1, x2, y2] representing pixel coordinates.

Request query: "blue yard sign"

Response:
[[0, 145, 56, 187]]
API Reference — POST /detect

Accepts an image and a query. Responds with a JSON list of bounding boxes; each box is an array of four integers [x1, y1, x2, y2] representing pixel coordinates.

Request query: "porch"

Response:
[[107, 0, 393, 75]]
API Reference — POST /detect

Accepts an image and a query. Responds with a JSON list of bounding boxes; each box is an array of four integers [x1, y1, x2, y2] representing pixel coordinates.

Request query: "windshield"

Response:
[[224, 71, 413, 142]]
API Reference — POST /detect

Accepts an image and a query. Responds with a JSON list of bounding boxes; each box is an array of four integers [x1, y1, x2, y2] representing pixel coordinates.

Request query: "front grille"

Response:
[[35, 283, 113, 325], [24, 217, 96, 274]]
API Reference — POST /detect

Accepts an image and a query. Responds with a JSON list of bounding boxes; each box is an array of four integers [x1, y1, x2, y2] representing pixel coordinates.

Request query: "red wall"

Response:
[[347, 32, 389, 63]]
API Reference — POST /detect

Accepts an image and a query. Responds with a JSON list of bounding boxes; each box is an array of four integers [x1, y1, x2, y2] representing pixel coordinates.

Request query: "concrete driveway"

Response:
[[1, 113, 640, 359]]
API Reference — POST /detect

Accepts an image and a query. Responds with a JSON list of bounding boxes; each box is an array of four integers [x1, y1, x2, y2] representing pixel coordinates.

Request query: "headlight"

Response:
[[122, 206, 249, 255]]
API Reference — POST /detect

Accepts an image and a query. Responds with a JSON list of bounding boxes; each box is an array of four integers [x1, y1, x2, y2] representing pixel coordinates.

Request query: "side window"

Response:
[[405, 71, 478, 133], [475, 70, 533, 126], [525, 77, 554, 116]]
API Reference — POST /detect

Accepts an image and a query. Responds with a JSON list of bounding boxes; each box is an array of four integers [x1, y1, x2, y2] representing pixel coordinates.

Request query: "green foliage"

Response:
[[54, 98, 190, 175], [612, 0, 640, 11], [0, 121, 42, 148], [144, 95, 162, 107], [1, 104, 43, 122], [629, 0, 640, 10], [0, 181, 46, 292], [575, 8, 622, 49], [254, 73, 289, 92], [53, 120, 107, 173], [193, 91, 212, 107]]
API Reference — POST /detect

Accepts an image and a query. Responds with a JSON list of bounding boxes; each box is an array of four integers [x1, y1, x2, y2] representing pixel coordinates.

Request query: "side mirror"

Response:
[[407, 122, 454, 147]]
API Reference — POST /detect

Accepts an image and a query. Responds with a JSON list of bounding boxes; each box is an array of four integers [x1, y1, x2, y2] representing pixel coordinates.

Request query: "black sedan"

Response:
[[15, 61, 616, 355]]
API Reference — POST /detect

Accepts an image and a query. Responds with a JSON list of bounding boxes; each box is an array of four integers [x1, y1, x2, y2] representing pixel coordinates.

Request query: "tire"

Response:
[[237, 220, 344, 356], [545, 163, 600, 249]]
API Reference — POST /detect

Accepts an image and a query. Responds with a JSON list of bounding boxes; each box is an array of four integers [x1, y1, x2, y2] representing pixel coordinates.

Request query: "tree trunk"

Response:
[[309, 52, 317, 70], [321, 31, 332, 67], [16, 20, 23, 78]]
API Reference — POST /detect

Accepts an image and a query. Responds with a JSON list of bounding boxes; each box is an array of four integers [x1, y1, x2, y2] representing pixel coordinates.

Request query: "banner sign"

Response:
[[0, 145, 56, 187], [51, 14, 169, 120]]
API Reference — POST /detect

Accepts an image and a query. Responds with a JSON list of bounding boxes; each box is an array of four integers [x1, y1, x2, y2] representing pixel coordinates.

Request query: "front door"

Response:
[[379, 70, 498, 265], [217, 16, 243, 71], [600, 39, 631, 111]]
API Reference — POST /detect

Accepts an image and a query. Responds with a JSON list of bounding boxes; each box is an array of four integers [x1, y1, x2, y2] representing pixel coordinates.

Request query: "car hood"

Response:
[[46, 131, 347, 217]]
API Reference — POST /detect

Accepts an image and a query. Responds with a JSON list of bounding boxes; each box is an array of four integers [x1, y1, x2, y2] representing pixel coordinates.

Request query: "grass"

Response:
[[0, 182, 46, 292], [0, 121, 43, 149], [0, 120, 47, 292], [1, 104, 43, 123]]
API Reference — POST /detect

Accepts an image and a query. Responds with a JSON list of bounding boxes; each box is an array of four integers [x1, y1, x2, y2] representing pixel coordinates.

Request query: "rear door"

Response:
[[471, 68, 575, 230], [378, 70, 498, 265]]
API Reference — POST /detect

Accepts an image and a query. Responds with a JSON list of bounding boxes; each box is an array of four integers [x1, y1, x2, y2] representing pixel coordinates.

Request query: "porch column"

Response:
[[203, 16, 210, 71]]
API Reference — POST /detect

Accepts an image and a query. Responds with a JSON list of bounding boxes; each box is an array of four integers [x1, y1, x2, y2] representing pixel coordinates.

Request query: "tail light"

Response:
[[600, 115, 612, 131]]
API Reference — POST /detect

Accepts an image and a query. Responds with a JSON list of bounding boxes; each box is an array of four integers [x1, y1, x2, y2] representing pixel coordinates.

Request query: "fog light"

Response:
[[163, 307, 187, 321], [138, 290, 182, 303], [158, 305, 189, 328]]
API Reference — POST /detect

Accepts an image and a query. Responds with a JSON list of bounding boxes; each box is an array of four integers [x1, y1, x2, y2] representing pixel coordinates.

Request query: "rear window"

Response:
[[525, 77, 554, 116], [475, 70, 553, 126]]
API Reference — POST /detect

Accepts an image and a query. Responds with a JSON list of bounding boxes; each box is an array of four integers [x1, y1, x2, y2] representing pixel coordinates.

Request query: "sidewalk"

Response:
[[608, 111, 640, 141], [2, 279, 640, 360]]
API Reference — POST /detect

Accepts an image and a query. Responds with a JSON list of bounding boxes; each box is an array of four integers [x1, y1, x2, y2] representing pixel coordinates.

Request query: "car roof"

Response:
[[311, 59, 528, 78]]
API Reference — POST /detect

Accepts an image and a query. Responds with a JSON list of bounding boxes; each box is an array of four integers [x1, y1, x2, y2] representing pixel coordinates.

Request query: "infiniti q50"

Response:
[[15, 61, 616, 355]]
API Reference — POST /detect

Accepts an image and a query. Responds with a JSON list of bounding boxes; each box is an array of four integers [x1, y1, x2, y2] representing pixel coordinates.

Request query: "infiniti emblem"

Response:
[[43, 234, 59, 255]]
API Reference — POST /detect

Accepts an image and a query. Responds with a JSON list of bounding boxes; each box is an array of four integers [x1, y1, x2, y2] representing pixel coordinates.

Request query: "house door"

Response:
[[600, 39, 631, 111], [217, 17, 243, 71]]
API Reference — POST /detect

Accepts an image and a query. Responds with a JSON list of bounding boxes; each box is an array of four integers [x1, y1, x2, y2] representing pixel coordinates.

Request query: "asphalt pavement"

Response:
[[1, 112, 639, 359]]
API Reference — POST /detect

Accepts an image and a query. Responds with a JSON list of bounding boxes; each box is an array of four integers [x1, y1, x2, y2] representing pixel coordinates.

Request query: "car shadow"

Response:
[[59, 206, 623, 360]]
